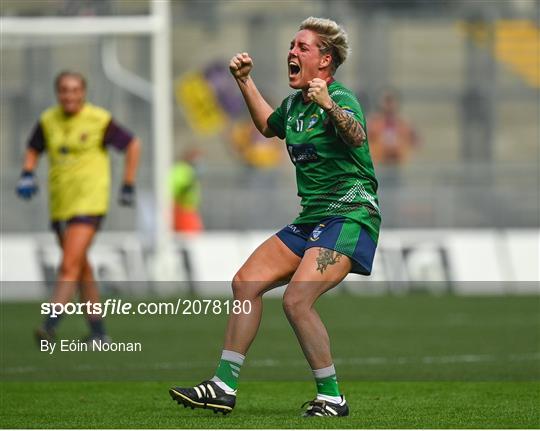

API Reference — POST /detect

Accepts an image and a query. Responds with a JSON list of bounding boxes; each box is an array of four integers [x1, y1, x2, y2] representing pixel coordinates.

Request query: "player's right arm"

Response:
[[229, 52, 276, 138], [16, 122, 44, 200], [22, 147, 40, 172]]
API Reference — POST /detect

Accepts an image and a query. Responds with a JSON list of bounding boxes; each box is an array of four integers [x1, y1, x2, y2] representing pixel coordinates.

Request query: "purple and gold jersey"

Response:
[[28, 103, 133, 221], [267, 80, 380, 242]]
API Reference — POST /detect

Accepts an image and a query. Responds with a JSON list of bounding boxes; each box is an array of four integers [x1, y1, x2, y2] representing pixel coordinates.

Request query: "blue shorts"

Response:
[[276, 216, 377, 275]]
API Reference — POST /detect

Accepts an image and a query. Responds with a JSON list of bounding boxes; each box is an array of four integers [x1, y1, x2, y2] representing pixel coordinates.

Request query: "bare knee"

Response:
[[59, 255, 84, 281], [282, 291, 310, 321], [232, 270, 252, 299], [232, 268, 271, 300]]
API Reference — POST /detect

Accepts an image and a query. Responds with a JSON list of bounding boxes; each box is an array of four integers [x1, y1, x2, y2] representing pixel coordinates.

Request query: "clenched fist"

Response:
[[229, 52, 253, 83], [307, 78, 332, 110]]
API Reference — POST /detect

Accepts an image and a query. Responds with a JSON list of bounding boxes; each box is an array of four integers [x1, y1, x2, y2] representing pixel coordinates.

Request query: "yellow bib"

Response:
[[40, 103, 112, 220]]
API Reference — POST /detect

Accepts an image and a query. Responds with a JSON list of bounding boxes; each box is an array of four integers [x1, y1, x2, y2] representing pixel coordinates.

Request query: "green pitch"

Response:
[[2, 381, 538, 428], [1, 294, 539, 428]]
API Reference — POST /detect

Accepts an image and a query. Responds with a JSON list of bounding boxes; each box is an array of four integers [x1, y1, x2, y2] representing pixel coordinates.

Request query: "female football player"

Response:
[[17, 71, 141, 343], [170, 17, 380, 417]]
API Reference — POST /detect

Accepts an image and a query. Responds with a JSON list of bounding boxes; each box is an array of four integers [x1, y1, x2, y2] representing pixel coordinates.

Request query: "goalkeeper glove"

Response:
[[118, 183, 135, 207], [16, 171, 38, 200]]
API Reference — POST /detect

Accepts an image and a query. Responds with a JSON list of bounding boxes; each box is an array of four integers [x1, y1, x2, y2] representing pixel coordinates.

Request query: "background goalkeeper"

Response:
[[17, 71, 141, 344]]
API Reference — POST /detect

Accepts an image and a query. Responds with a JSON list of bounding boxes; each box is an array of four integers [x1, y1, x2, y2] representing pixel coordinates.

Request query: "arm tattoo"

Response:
[[316, 248, 343, 274], [325, 100, 366, 148]]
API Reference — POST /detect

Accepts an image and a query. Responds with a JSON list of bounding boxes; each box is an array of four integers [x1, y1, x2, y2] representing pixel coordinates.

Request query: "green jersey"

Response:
[[267, 80, 381, 242]]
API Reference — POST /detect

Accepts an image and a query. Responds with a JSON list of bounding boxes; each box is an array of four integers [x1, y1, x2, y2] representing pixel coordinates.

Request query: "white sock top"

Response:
[[312, 364, 336, 379], [221, 349, 245, 365]]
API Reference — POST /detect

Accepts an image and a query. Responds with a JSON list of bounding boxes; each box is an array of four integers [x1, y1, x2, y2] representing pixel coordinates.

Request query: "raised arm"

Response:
[[230, 52, 276, 138], [308, 78, 366, 148], [324, 100, 366, 148]]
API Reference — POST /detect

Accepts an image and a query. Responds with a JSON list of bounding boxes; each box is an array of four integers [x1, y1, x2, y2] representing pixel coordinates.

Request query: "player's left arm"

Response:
[[103, 119, 141, 206], [123, 137, 141, 185], [116, 137, 141, 206], [308, 78, 366, 148]]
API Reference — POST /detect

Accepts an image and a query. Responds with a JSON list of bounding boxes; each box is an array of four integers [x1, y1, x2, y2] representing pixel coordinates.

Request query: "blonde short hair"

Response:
[[299, 17, 349, 73]]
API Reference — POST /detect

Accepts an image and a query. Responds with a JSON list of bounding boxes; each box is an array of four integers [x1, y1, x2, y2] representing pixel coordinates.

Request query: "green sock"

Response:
[[213, 350, 244, 391], [314, 365, 340, 396]]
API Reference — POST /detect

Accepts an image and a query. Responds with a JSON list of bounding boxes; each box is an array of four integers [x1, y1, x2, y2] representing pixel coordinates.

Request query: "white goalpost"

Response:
[[1, 0, 174, 279]]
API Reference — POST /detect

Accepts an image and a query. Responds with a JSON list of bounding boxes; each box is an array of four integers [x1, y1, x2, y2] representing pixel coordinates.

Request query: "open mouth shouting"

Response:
[[288, 59, 301, 81]]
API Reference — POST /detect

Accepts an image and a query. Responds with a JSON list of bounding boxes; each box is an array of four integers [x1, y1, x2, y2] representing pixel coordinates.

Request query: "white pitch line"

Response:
[[2, 352, 539, 375]]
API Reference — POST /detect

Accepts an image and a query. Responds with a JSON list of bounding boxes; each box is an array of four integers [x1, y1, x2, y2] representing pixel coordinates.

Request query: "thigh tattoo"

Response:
[[316, 248, 343, 274]]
